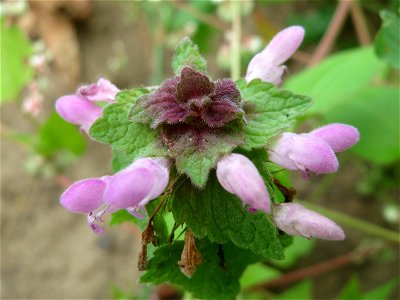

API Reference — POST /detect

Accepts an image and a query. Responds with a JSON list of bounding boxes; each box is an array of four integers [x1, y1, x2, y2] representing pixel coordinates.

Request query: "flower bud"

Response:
[[55, 95, 103, 133], [77, 78, 120, 102], [104, 158, 169, 209], [309, 123, 360, 153], [216, 153, 271, 213], [60, 178, 106, 213], [268, 132, 338, 175], [273, 203, 345, 240], [246, 26, 305, 85]]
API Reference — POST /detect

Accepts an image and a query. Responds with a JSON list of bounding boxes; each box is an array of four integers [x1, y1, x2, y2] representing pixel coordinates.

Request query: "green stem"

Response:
[[230, 0, 241, 81], [295, 199, 400, 244]]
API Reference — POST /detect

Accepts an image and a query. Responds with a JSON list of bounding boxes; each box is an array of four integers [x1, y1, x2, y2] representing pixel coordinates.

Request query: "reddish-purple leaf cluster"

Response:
[[131, 67, 245, 157]]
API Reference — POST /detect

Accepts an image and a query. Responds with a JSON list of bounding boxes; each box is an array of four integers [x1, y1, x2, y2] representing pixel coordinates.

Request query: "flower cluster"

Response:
[[130, 66, 245, 160], [268, 123, 360, 177], [56, 26, 359, 241], [60, 158, 169, 234]]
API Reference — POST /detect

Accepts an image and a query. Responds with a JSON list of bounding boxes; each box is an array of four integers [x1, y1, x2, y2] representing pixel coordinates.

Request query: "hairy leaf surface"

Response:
[[237, 79, 312, 149], [173, 172, 284, 260], [141, 240, 259, 300]]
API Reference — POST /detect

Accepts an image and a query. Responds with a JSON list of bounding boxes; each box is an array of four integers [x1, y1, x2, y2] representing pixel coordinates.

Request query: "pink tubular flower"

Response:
[[59, 177, 113, 235], [77, 78, 120, 102], [59, 157, 169, 234], [55, 78, 119, 134], [55, 95, 103, 133], [268, 123, 359, 176], [245, 26, 305, 85], [309, 123, 360, 153], [60, 178, 106, 214], [216, 153, 271, 213], [104, 158, 169, 211], [268, 132, 339, 175], [272, 203, 345, 240]]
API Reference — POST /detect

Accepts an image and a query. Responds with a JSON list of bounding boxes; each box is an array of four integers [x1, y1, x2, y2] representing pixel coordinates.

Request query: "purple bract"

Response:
[[131, 67, 245, 156]]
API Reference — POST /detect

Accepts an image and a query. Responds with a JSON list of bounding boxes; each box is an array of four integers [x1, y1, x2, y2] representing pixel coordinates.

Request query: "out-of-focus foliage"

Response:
[[325, 86, 399, 165], [284, 47, 399, 165], [136, 0, 218, 53], [338, 275, 399, 300], [278, 280, 312, 300], [284, 47, 384, 114], [273, 237, 315, 269], [239, 237, 315, 289], [109, 209, 139, 226], [288, 6, 333, 46], [240, 262, 280, 288], [374, 10, 400, 69], [1, 19, 34, 103], [37, 113, 87, 157]]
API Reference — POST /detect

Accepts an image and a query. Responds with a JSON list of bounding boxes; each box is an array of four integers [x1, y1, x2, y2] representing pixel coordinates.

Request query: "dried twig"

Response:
[[308, 0, 351, 66], [138, 176, 180, 270], [349, 0, 372, 45], [247, 243, 383, 291]]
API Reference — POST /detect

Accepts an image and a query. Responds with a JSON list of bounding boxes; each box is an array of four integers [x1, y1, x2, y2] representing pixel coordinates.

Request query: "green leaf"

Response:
[[325, 87, 399, 165], [141, 240, 259, 300], [172, 37, 207, 75], [111, 149, 134, 172], [237, 79, 313, 149], [279, 280, 312, 300], [36, 113, 87, 157], [172, 172, 284, 260], [174, 126, 243, 188], [362, 278, 399, 300], [240, 263, 281, 288], [90, 89, 164, 160], [338, 276, 362, 300], [374, 10, 400, 69], [284, 47, 385, 115], [175, 151, 220, 188], [109, 286, 134, 300], [1, 20, 34, 103], [273, 237, 315, 269], [109, 210, 138, 226]]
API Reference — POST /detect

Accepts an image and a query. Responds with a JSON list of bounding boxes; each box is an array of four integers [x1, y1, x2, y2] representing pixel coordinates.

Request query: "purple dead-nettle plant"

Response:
[[55, 26, 359, 298]]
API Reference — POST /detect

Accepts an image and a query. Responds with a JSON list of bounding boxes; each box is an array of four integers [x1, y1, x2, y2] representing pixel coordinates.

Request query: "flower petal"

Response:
[[60, 178, 106, 213], [246, 64, 286, 85], [177, 67, 214, 102], [104, 158, 169, 209], [262, 26, 305, 65], [268, 132, 339, 174], [87, 214, 106, 235], [77, 78, 120, 102], [309, 123, 360, 153], [217, 153, 271, 213], [245, 26, 304, 85], [273, 203, 345, 240], [55, 95, 103, 132]]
